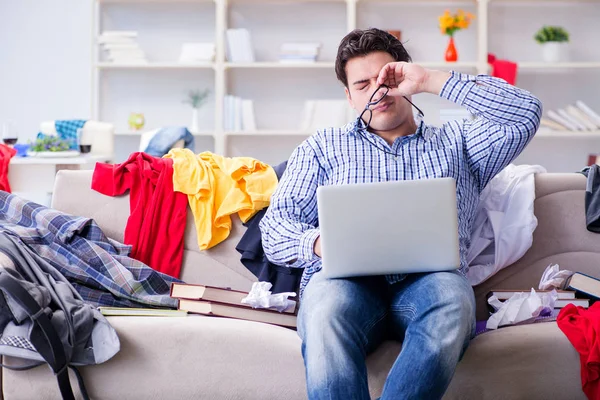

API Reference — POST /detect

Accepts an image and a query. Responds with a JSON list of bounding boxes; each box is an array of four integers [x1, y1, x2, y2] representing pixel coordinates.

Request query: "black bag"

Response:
[[0, 232, 120, 400]]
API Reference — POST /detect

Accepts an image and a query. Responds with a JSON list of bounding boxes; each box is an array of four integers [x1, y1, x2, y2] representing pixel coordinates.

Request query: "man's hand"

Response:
[[314, 236, 322, 258], [376, 62, 451, 97]]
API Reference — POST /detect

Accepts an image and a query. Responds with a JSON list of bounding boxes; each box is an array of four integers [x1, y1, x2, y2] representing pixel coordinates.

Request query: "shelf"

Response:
[[96, 62, 215, 69], [98, 0, 213, 3], [225, 130, 311, 136], [535, 130, 600, 138], [359, 0, 475, 3], [114, 131, 215, 137], [491, 0, 599, 3], [418, 61, 478, 69], [518, 62, 600, 70], [224, 62, 335, 69]]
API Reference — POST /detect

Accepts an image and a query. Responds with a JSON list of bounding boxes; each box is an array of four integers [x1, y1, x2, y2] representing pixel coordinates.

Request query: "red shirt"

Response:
[[558, 302, 600, 399], [92, 152, 187, 278], [0, 145, 17, 193]]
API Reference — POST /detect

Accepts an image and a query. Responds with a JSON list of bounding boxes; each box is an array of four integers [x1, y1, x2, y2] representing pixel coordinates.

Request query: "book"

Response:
[[178, 299, 297, 328], [565, 272, 600, 300], [557, 108, 586, 131], [98, 307, 188, 317], [548, 110, 578, 131], [566, 105, 599, 130], [576, 101, 600, 127], [540, 117, 567, 131], [489, 289, 575, 301], [555, 298, 589, 308], [170, 283, 297, 314]]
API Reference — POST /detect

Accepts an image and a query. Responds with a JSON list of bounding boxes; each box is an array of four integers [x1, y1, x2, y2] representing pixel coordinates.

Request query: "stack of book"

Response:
[[489, 272, 600, 312], [225, 29, 255, 63], [98, 31, 147, 64], [178, 42, 215, 63], [541, 101, 600, 131], [223, 95, 256, 132], [278, 43, 321, 64], [170, 283, 297, 328], [299, 99, 354, 133], [488, 289, 589, 309]]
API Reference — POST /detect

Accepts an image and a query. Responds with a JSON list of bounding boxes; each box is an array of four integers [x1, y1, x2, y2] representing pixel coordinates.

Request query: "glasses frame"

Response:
[[358, 84, 425, 130]]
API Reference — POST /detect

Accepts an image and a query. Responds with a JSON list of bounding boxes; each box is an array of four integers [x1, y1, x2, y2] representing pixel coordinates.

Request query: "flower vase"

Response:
[[191, 108, 199, 133], [541, 42, 567, 63], [445, 36, 458, 62]]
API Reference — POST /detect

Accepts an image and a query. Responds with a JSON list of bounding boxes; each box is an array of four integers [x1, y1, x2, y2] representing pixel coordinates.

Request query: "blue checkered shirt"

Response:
[[0, 191, 179, 308], [259, 71, 543, 298]]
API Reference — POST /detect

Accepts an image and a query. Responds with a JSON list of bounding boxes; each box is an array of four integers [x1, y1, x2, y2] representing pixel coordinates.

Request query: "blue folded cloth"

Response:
[[144, 127, 195, 157], [36, 120, 86, 150]]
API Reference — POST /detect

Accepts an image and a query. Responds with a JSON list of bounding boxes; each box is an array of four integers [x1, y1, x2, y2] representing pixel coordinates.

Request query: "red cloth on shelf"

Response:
[[557, 303, 600, 400], [92, 152, 187, 279], [488, 53, 518, 85], [0, 145, 17, 193]]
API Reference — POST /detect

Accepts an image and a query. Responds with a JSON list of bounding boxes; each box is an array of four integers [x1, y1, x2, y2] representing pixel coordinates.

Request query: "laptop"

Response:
[[316, 178, 460, 279]]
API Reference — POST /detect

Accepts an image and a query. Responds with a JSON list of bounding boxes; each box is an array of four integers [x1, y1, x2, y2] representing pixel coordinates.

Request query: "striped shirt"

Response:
[[259, 71, 543, 298]]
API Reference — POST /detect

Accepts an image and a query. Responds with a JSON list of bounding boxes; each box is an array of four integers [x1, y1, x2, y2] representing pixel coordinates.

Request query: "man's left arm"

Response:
[[427, 70, 543, 190]]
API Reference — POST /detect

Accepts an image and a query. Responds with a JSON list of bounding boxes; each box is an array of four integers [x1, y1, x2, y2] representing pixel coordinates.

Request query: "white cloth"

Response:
[[467, 164, 547, 286]]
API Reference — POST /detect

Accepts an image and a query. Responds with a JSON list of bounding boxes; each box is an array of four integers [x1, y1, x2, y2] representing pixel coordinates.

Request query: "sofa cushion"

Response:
[[444, 323, 586, 400], [2, 317, 585, 400]]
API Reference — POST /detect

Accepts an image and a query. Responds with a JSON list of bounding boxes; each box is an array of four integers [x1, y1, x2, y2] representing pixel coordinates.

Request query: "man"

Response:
[[259, 28, 542, 399]]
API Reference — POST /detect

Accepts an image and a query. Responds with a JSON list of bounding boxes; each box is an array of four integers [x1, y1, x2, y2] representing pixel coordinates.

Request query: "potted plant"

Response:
[[183, 89, 210, 133], [28, 136, 72, 156], [534, 26, 569, 63], [438, 9, 475, 62]]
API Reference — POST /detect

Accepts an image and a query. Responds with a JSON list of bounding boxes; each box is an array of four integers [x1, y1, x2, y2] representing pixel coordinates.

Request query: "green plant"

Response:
[[30, 136, 71, 152], [534, 26, 569, 44], [183, 89, 210, 109]]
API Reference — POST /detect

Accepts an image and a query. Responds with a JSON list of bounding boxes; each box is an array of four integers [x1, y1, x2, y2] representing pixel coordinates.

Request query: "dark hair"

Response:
[[335, 28, 412, 88]]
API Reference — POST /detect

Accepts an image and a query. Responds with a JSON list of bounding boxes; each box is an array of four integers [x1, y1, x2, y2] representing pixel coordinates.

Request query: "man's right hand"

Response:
[[314, 236, 322, 258]]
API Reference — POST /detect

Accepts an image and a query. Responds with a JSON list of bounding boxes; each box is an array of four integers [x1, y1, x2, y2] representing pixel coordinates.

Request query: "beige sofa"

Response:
[[2, 171, 594, 399]]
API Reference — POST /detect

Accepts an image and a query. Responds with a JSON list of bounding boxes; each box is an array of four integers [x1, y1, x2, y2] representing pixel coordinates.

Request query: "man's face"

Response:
[[344, 51, 412, 132]]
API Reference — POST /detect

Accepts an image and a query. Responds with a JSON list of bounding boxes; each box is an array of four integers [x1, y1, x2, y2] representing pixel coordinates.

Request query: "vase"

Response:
[[191, 108, 199, 133], [445, 36, 458, 62], [541, 42, 567, 63]]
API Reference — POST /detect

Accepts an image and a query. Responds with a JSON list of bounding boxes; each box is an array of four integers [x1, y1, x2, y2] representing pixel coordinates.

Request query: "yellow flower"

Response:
[[438, 9, 475, 35]]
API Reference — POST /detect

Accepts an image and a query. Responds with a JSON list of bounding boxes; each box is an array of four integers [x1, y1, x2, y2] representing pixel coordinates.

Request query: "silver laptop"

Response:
[[316, 178, 460, 279]]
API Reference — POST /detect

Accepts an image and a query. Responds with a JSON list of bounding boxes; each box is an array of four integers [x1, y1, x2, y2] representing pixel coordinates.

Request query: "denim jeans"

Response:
[[297, 270, 476, 400]]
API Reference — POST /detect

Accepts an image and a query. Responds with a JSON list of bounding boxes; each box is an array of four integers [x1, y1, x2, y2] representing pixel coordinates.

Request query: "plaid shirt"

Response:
[[0, 191, 179, 308], [260, 71, 543, 298]]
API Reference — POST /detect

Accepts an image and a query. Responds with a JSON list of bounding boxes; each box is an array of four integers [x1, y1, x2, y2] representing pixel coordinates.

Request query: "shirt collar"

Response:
[[347, 113, 429, 140]]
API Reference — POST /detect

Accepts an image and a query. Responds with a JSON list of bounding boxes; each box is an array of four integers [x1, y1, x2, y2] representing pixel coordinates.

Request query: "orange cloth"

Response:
[[0, 145, 17, 192]]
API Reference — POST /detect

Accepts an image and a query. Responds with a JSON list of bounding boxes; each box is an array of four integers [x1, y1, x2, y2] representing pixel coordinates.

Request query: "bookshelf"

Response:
[[91, 0, 600, 165]]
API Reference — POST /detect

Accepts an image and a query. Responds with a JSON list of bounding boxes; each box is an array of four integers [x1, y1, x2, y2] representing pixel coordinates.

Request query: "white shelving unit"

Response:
[[91, 0, 600, 165]]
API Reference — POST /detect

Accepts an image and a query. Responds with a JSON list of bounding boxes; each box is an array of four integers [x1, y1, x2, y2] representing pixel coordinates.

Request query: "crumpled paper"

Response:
[[538, 263, 574, 290], [486, 288, 558, 330], [241, 282, 297, 313]]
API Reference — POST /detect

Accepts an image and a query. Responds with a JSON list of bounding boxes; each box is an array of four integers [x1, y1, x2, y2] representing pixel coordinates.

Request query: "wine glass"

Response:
[[77, 128, 92, 154], [1, 121, 18, 146]]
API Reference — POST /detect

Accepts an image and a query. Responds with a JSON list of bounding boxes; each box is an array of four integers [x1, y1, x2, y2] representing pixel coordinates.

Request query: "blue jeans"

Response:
[[297, 271, 476, 400]]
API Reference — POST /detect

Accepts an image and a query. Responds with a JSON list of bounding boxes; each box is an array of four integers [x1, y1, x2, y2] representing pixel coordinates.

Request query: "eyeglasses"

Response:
[[357, 84, 425, 130]]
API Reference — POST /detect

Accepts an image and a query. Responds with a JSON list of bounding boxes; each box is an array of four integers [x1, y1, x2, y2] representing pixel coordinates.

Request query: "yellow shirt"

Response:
[[164, 149, 278, 250]]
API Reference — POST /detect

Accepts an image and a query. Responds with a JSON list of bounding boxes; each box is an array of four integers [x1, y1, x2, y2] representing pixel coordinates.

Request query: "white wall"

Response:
[[0, 0, 92, 143], [1, 0, 600, 171]]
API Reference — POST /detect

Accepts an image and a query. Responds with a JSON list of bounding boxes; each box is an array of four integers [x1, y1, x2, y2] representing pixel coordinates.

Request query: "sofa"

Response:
[[1, 170, 595, 399]]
